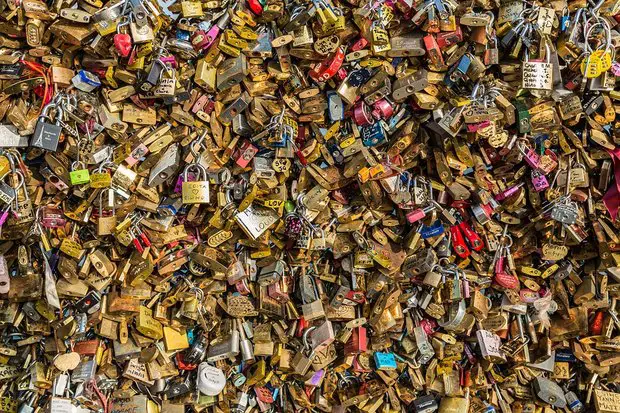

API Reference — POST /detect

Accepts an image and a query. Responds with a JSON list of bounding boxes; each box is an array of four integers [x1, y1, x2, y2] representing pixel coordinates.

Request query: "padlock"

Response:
[[206, 330, 240, 362], [531, 170, 549, 192], [98, 189, 116, 236], [114, 18, 132, 57], [69, 161, 90, 186], [196, 362, 226, 396], [533, 377, 567, 408], [129, 14, 154, 44], [522, 46, 553, 91], [181, 162, 210, 204], [31, 104, 62, 152]]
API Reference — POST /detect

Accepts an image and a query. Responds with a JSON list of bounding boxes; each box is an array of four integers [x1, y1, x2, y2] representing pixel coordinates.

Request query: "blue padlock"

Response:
[[374, 352, 397, 370], [420, 220, 445, 239], [444, 54, 471, 88], [177, 29, 190, 41], [361, 123, 385, 147]]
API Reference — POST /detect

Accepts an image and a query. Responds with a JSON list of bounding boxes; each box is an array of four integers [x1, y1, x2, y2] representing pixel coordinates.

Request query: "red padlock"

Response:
[[309, 48, 344, 82], [345, 326, 367, 354], [248, 0, 263, 15], [114, 19, 132, 58], [191, 30, 210, 51], [458, 220, 484, 251], [450, 225, 470, 258]]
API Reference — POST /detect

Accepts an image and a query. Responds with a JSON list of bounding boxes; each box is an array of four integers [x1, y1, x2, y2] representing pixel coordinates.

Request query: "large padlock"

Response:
[[533, 377, 567, 408]]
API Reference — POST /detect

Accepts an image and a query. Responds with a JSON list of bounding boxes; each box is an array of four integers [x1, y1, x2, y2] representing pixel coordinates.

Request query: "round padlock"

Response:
[[196, 362, 226, 396]]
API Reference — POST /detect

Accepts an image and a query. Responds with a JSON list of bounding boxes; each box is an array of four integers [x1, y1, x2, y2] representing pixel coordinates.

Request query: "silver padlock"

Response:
[[237, 319, 255, 363], [413, 326, 435, 364], [206, 330, 240, 362], [533, 376, 567, 408]]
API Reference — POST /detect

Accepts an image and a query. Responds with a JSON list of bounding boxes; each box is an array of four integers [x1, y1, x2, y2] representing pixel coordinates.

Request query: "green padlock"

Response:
[[70, 161, 90, 185]]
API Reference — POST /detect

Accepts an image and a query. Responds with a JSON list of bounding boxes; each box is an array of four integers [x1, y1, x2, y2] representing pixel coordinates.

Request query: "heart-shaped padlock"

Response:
[[114, 33, 132, 57]]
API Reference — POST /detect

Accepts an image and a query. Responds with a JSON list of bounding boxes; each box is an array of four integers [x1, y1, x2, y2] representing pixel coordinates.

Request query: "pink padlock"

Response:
[[174, 172, 195, 193], [406, 204, 435, 223], [202, 11, 231, 50], [494, 271, 519, 289], [523, 147, 540, 169], [372, 99, 394, 119], [159, 55, 177, 68], [495, 183, 523, 201], [531, 171, 549, 192], [0, 207, 10, 227]]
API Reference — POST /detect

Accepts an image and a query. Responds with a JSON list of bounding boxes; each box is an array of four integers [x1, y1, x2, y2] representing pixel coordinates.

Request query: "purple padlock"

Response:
[[531, 171, 549, 192], [174, 172, 196, 193], [159, 55, 177, 69]]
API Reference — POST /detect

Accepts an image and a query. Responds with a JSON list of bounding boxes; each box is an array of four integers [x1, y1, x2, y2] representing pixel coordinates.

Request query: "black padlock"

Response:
[[139, 60, 166, 93], [31, 104, 62, 152]]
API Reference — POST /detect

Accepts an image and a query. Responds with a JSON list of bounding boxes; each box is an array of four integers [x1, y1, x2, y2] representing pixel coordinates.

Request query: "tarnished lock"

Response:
[[97, 189, 116, 236]]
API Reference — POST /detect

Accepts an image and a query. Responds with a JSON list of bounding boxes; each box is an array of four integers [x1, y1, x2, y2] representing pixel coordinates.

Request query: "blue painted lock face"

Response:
[[327, 91, 344, 122], [445, 54, 471, 87], [374, 352, 397, 370], [327, 140, 344, 164], [177, 30, 190, 41], [348, 69, 372, 87], [268, 132, 287, 148], [420, 220, 445, 239], [361, 123, 385, 147]]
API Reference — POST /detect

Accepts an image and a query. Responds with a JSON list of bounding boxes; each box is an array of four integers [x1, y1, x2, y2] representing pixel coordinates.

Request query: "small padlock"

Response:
[[114, 18, 132, 57], [97, 189, 116, 236], [484, 38, 499, 65], [69, 161, 90, 186], [531, 170, 549, 192], [90, 162, 113, 189]]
